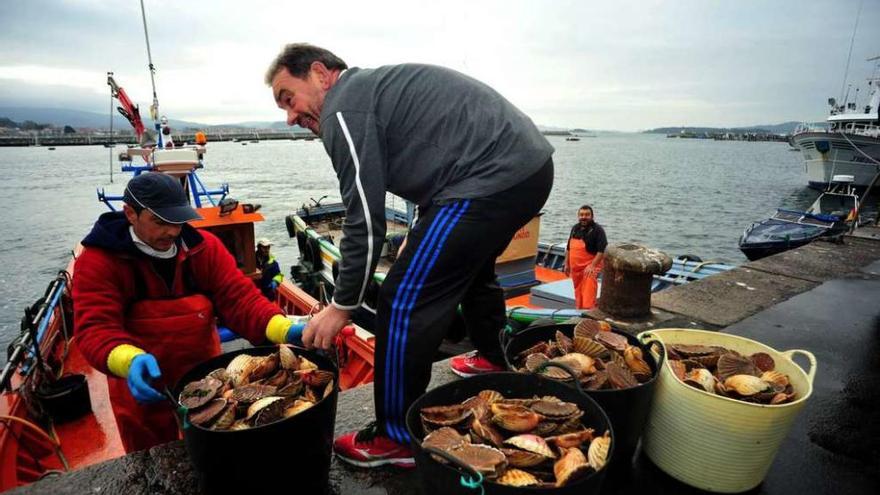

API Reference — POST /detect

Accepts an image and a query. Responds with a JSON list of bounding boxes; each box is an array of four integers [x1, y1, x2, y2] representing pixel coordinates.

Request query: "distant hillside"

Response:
[[0, 107, 207, 130], [644, 121, 824, 135]]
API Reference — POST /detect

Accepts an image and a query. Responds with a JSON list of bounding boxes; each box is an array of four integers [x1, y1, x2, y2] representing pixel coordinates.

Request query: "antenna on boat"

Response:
[[108, 71, 114, 183], [139, 0, 162, 147], [839, 0, 863, 104]]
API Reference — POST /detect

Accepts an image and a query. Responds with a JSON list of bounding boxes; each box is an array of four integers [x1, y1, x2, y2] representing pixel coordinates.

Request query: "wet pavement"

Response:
[[10, 231, 880, 494]]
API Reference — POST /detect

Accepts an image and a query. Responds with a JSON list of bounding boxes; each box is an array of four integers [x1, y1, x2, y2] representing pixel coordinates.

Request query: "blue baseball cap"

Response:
[[123, 172, 203, 224]]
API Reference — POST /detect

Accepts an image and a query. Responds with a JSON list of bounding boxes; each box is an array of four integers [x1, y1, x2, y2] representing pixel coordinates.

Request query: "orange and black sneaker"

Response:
[[333, 421, 415, 468], [449, 350, 505, 377]]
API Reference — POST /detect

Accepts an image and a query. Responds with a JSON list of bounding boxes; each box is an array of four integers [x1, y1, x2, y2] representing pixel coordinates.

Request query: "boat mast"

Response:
[[839, 0, 863, 105], [108, 71, 114, 183], [139, 0, 162, 148]]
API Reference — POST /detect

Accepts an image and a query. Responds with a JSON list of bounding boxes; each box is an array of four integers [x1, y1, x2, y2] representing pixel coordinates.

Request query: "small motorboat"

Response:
[[739, 175, 859, 261]]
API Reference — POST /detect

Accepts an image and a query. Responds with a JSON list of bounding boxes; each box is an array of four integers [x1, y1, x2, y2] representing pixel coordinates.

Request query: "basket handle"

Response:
[[780, 349, 817, 385], [423, 446, 485, 494], [637, 332, 666, 362], [532, 361, 587, 395]]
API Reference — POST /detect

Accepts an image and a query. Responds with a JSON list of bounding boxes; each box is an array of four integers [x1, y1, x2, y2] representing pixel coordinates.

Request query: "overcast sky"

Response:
[[1, 0, 878, 131]]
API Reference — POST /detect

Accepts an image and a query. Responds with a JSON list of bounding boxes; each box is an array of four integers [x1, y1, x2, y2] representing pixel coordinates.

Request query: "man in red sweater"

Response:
[[73, 172, 296, 452]]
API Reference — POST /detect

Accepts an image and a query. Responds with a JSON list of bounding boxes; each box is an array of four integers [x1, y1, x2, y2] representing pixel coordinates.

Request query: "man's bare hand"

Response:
[[303, 305, 351, 349]]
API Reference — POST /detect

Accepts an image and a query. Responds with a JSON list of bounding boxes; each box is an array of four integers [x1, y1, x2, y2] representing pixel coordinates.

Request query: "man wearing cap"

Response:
[[255, 238, 283, 300], [72, 172, 296, 452]]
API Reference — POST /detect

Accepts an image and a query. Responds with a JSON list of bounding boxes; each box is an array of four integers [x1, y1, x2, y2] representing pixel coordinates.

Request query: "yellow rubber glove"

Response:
[[265, 314, 294, 344], [107, 344, 147, 378]]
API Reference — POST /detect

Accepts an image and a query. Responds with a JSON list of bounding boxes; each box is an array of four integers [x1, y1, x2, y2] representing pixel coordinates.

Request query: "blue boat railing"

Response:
[[97, 162, 229, 211]]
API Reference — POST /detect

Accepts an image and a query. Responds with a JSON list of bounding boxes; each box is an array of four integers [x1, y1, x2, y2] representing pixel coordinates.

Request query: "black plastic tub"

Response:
[[502, 323, 661, 468], [405, 371, 614, 494], [35, 373, 92, 424], [173, 346, 338, 495]]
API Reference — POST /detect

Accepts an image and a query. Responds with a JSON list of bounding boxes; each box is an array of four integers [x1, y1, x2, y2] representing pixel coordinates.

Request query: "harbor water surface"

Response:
[[0, 133, 850, 361]]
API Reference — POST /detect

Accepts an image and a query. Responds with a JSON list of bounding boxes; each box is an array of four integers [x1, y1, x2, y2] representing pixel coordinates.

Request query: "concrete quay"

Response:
[[10, 226, 880, 494]]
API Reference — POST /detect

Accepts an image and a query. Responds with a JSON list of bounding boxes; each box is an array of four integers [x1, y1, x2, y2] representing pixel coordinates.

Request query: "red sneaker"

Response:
[[334, 422, 415, 468], [449, 351, 505, 377]]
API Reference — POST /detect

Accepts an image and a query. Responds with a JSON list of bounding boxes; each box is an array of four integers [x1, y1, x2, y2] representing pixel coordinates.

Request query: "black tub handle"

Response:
[[423, 446, 485, 494], [532, 361, 588, 396]]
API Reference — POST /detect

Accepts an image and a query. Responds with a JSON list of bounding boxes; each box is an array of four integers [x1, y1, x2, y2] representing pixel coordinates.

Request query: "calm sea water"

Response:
[[0, 134, 849, 362]]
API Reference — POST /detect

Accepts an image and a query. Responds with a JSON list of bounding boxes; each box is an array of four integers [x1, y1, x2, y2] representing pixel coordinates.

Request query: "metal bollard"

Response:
[[599, 243, 672, 318]]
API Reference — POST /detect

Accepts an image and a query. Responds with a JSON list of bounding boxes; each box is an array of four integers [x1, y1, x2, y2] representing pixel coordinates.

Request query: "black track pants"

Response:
[[375, 159, 554, 443]]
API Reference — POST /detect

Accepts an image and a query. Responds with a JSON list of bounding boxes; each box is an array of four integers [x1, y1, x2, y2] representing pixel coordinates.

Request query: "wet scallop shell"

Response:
[[253, 397, 286, 426], [276, 374, 304, 397], [477, 389, 504, 405], [298, 356, 319, 371], [770, 392, 796, 405], [750, 352, 776, 372], [249, 354, 279, 382], [555, 331, 573, 354], [554, 447, 591, 487], [516, 342, 550, 361], [500, 448, 550, 468], [261, 369, 292, 388], [231, 383, 278, 403], [531, 400, 579, 419], [471, 416, 505, 447], [189, 398, 228, 426], [226, 354, 259, 387], [670, 344, 716, 357], [179, 376, 223, 409], [299, 369, 335, 388], [491, 405, 542, 433], [573, 319, 602, 339], [245, 396, 284, 421], [717, 353, 759, 379], [278, 344, 300, 370], [462, 396, 490, 420], [446, 444, 508, 478], [595, 331, 628, 351], [606, 361, 639, 389], [723, 374, 770, 396], [572, 337, 608, 358], [530, 421, 559, 437], [423, 426, 470, 452], [211, 401, 237, 430], [497, 468, 541, 487], [587, 432, 611, 471], [624, 345, 653, 378], [504, 434, 556, 458], [667, 360, 687, 381], [551, 353, 596, 376], [524, 352, 550, 373], [283, 399, 315, 418], [421, 404, 474, 427], [546, 428, 595, 449], [761, 370, 790, 388], [683, 368, 716, 393], [580, 370, 608, 390]]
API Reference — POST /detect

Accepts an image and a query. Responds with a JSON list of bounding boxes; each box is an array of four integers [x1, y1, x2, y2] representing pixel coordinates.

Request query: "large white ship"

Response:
[[792, 55, 880, 189]]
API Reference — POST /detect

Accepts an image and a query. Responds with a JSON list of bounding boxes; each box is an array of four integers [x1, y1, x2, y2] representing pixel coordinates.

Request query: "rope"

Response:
[[0, 415, 69, 471], [838, 131, 880, 166]]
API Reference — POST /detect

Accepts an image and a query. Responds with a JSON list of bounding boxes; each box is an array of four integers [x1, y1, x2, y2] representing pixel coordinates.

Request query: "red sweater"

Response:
[[73, 212, 282, 375]]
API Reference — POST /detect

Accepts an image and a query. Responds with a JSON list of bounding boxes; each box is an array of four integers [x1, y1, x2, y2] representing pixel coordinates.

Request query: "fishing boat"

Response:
[[791, 55, 880, 189], [738, 175, 861, 261], [286, 200, 734, 327]]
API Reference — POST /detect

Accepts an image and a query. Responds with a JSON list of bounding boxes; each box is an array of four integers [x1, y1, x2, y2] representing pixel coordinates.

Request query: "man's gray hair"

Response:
[[264, 43, 348, 84]]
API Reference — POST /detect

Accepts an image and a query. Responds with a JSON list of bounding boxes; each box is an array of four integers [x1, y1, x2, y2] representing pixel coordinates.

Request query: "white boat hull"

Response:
[[792, 132, 880, 189]]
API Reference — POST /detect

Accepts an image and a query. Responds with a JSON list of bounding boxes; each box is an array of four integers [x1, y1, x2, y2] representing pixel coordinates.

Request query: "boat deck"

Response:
[[312, 218, 409, 272]]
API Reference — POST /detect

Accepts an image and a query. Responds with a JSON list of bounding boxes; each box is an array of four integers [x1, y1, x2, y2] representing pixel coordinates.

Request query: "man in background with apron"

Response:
[[564, 205, 607, 309], [73, 172, 298, 452]]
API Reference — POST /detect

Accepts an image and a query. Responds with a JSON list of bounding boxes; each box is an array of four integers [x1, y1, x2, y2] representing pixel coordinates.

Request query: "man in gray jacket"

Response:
[[266, 43, 553, 468]]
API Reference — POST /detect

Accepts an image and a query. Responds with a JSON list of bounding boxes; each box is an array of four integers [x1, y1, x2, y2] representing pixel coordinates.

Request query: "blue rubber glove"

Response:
[[286, 323, 306, 346], [217, 326, 239, 342], [270, 280, 279, 290], [128, 354, 165, 404]]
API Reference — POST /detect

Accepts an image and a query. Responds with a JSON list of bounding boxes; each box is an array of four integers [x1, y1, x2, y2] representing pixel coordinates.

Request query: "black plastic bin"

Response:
[[35, 373, 92, 424], [173, 346, 338, 495], [406, 371, 614, 495], [502, 323, 661, 469]]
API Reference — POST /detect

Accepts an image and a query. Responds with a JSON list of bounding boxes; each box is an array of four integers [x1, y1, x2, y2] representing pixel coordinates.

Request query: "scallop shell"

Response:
[[207, 368, 230, 383], [516, 342, 550, 361], [624, 345, 653, 378], [524, 352, 550, 373], [723, 374, 770, 396], [580, 370, 609, 390], [595, 331, 628, 352], [249, 354, 279, 382], [471, 416, 505, 447], [423, 426, 470, 452], [497, 468, 541, 487], [229, 420, 251, 431], [189, 398, 228, 426], [761, 370, 790, 388], [668, 360, 688, 381], [245, 396, 284, 421], [231, 383, 278, 403], [283, 399, 314, 418], [491, 406, 542, 433], [717, 353, 759, 379], [546, 428, 595, 449], [554, 416, 587, 435], [750, 352, 776, 372], [504, 434, 556, 458], [299, 369, 335, 388], [530, 421, 559, 437], [683, 368, 716, 393], [278, 344, 300, 370], [670, 344, 716, 357], [210, 401, 237, 430], [551, 353, 596, 376], [462, 396, 490, 420], [554, 447, 591, 487], [253, 397, 286, 426], [421, 404, 474, 427], [530, 400, 579, 419], [276, 374, 304, 397], [573, 319, 602, 339], [587, 432, 611, 471], [446, 444, 508, 479], [555, 331, 574, 354], [477, 389, 504, 405], [606, 361, 639, 389], [770, 392, 796, 405], [226, 354, 258, 387], [261, 368, 292, 388], [298, 356, 319, 371], [500, 448, 550, 468], [179, 376, 223, 409], [572, 337, 608, 358]]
